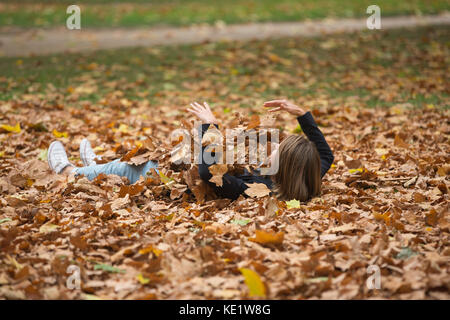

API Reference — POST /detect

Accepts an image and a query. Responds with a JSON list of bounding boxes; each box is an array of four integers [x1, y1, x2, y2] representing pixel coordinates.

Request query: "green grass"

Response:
[[0, 0, 448, 28], [0, 26, 449, 111]]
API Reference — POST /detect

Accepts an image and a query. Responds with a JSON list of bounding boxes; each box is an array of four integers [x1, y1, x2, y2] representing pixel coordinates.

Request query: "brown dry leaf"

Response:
[[413, 192, 426, 203], [246, 114, 260, 130], [394, 134, 409, 148], [201, 126, 222, 147], [344, 158, 362, 169], [127, 152, 153, 166], [120, 146, 140, 162], [244, 183, 271, 198], [259, 113, 276, 127], [118, 183, 145, 198], [249, 229, 284, 245], [208, 164, 228, 187], [425, 209, 440, 226], [110, 194, 130, 211], [170, 183, 188, 200]]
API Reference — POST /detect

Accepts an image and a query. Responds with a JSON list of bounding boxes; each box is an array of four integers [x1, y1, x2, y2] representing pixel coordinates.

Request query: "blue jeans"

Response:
[[74, 159, 159, 184]]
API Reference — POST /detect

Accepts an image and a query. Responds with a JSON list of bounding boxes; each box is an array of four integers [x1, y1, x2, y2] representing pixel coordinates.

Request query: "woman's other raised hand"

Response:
[[263, 99, 307, 117], [187, 101, 219, 124]]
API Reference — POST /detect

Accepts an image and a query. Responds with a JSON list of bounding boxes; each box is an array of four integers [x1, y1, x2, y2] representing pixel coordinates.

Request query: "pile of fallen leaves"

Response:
[[0, 97, 448, 300]]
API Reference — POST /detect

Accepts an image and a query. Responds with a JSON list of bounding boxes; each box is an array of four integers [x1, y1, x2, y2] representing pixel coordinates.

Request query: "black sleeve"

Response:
[[197, 123, 249, 200], [297, 112, 334, 177]]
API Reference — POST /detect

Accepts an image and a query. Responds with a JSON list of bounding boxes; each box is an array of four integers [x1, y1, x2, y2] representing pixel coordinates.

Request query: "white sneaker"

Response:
[[80, 138, 101, 166], [48, 141, 73, 174]]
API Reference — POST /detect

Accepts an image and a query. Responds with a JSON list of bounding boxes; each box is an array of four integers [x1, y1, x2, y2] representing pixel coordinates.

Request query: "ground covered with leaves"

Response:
[[0, 26, 449, 300]]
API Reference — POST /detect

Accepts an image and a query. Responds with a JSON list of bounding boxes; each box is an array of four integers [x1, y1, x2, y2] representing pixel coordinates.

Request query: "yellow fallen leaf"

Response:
[[372, 211, 391, 225], [349, 168, 364, 174], [52, 129, 68, 138], [1, 123, 21, 133], [152, 248, 163, 257], [38, 149, 48, 161], [6, 254, 23, 270], [239, 268, 266, 298], [85, 62, 98, 71], [113, 124, 129, 133], [137, 273, 150, 285], [286, 199, 300, 209], [390, 105, 407, 115], [159, 171, 174, 186], [138, 245, 163, 257], [138, 246, 153, 255], [374, 148, 389, 156], [39, 222, 59, 234], [230, 68, 239, 75]]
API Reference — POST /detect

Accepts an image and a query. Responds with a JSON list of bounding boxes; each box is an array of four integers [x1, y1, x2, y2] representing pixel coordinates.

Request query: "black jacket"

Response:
[[198, 112, 334, 200]]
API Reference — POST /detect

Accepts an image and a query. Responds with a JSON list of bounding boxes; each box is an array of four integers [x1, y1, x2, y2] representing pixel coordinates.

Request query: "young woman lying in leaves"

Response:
[[47, 99, 334, 202]]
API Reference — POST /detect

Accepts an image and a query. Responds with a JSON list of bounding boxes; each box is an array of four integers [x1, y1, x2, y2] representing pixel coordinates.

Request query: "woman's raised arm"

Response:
[[187, 101, 251, 200], [263, 99, 334, 177]]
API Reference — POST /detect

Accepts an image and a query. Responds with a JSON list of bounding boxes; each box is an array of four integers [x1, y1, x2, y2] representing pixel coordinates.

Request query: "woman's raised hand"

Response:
[[263, 99, 307, 117], [187, 101, 219, 124]]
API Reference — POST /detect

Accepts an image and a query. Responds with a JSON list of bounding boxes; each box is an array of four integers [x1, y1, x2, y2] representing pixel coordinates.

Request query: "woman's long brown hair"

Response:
[[272, 135, 321, 202]]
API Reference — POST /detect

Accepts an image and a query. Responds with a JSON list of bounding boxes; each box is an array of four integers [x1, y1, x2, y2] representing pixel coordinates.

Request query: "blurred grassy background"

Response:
[[1, 1, 448, 110], [1, 26, 448, 110], [0, 0, 449, 28]]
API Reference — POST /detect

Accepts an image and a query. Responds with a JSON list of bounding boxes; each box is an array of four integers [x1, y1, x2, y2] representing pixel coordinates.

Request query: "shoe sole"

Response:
[[48, 140, 72, 174], [47, 141, 59, 172], [80, 138, 91, 166]]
